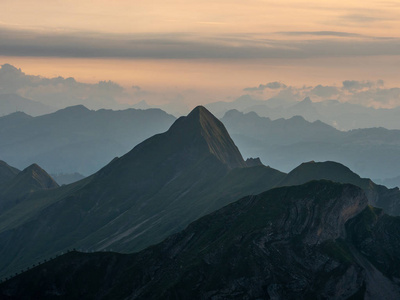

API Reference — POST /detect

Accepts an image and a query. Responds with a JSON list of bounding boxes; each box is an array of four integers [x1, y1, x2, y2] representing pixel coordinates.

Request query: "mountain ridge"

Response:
[[3, 181, 399, 299], [0, 163, 59, 211]]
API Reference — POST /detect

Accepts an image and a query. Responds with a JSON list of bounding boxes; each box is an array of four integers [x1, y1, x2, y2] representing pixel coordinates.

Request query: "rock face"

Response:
[[278, 161, 400, 216], [16, 164, 59, 191], [3, 181, 399, 300], [168, 106, 247, 169]]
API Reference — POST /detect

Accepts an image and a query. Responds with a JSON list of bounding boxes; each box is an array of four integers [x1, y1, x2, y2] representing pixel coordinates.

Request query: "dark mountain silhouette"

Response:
[[2, 181, 399, 299], [221, 109, 400, 180], [0, 105, 176, 175], [277, 161, 400, 216], [0, 163, 59, 211], [5, 164, 59, 193], [0, 160, 20, 186], [0, 106, 284, 279]]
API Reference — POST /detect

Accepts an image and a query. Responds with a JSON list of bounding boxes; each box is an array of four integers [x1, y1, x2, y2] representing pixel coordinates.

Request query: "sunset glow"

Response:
[[1, 0, 400, 107]]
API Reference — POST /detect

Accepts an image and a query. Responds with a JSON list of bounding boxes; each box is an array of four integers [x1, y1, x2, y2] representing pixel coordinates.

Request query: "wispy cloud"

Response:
[[1, 27, 400, 60], [339, 13, 391, 23], [276, 31, 364, 37], [243, 82, 287, 92]]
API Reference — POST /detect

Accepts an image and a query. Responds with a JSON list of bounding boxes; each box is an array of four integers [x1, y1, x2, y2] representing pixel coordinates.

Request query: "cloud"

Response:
[[243, 82, 287, 92], [348, 87, 400, 107], [1, 27, 400, 60], [241, 79, 400, 108], [0, 63, 128, 109], [310, 85, 340, 98], [339, 13, 390, 24], [342, 80, 384, 91], [276, 31, 364, 37]]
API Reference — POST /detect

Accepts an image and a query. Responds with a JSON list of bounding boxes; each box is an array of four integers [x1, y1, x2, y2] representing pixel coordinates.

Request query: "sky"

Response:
[[1, 0, 400, 109]]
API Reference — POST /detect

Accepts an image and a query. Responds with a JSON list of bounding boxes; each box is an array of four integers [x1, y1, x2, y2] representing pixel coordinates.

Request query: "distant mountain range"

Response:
[[2, 104, 400, 182], [221, 109, 400, 181], [376, 176, 400, 190], [2, 181, 400, 299], [0, 105, 176, 175], [0, 93, 56, 117], [0, 106, 399, 284], [50, 172, 86, 185], [206, 95, 400, 130]]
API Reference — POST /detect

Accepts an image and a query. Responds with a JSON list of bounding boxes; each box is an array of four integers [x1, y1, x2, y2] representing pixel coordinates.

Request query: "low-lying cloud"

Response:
[[342, 80, 384, 91], [0, 64, 137, 109], [243, 79, 400, 108], [243, 82, 287, 92]]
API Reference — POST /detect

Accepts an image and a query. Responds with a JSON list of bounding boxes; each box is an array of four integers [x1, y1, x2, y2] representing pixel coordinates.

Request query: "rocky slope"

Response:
[[2, 181, 399, 299], [278, 161, 400, 216]]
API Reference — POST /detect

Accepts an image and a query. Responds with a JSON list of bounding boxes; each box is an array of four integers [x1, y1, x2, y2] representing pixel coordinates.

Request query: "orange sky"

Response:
[[1, 0, 400, 105]]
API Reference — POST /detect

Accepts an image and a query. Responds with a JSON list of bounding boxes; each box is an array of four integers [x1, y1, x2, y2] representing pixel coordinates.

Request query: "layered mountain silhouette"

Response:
[[2, 181, 399, 299], [0, 106, 285, 278], [221, 109, 400, 180], [206, 94, 400, 130], [1, 105, 400, 285], [0, 105, 176, 175], [0, 163, 59, 211]]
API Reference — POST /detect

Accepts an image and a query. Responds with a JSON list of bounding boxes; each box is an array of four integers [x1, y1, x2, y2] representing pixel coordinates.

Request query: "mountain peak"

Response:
[[185, 105, 217, 122], [0, 163, 59, 210], [169, 106, 247, 169], [19, 164, 59, 190], [279, 161, 370, 191], [57, 105, 90, 114]]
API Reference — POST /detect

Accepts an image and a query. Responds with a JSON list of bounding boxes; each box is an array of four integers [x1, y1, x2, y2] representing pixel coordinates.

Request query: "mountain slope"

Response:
[[0, 160, 20, 186], [0, 164, 59, 211], [0, 106, 285, 278], [2, 181, 399, 299]]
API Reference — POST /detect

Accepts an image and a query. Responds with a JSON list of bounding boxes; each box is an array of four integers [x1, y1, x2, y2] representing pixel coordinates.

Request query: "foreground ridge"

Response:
[[2, 181, 399, 299]]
